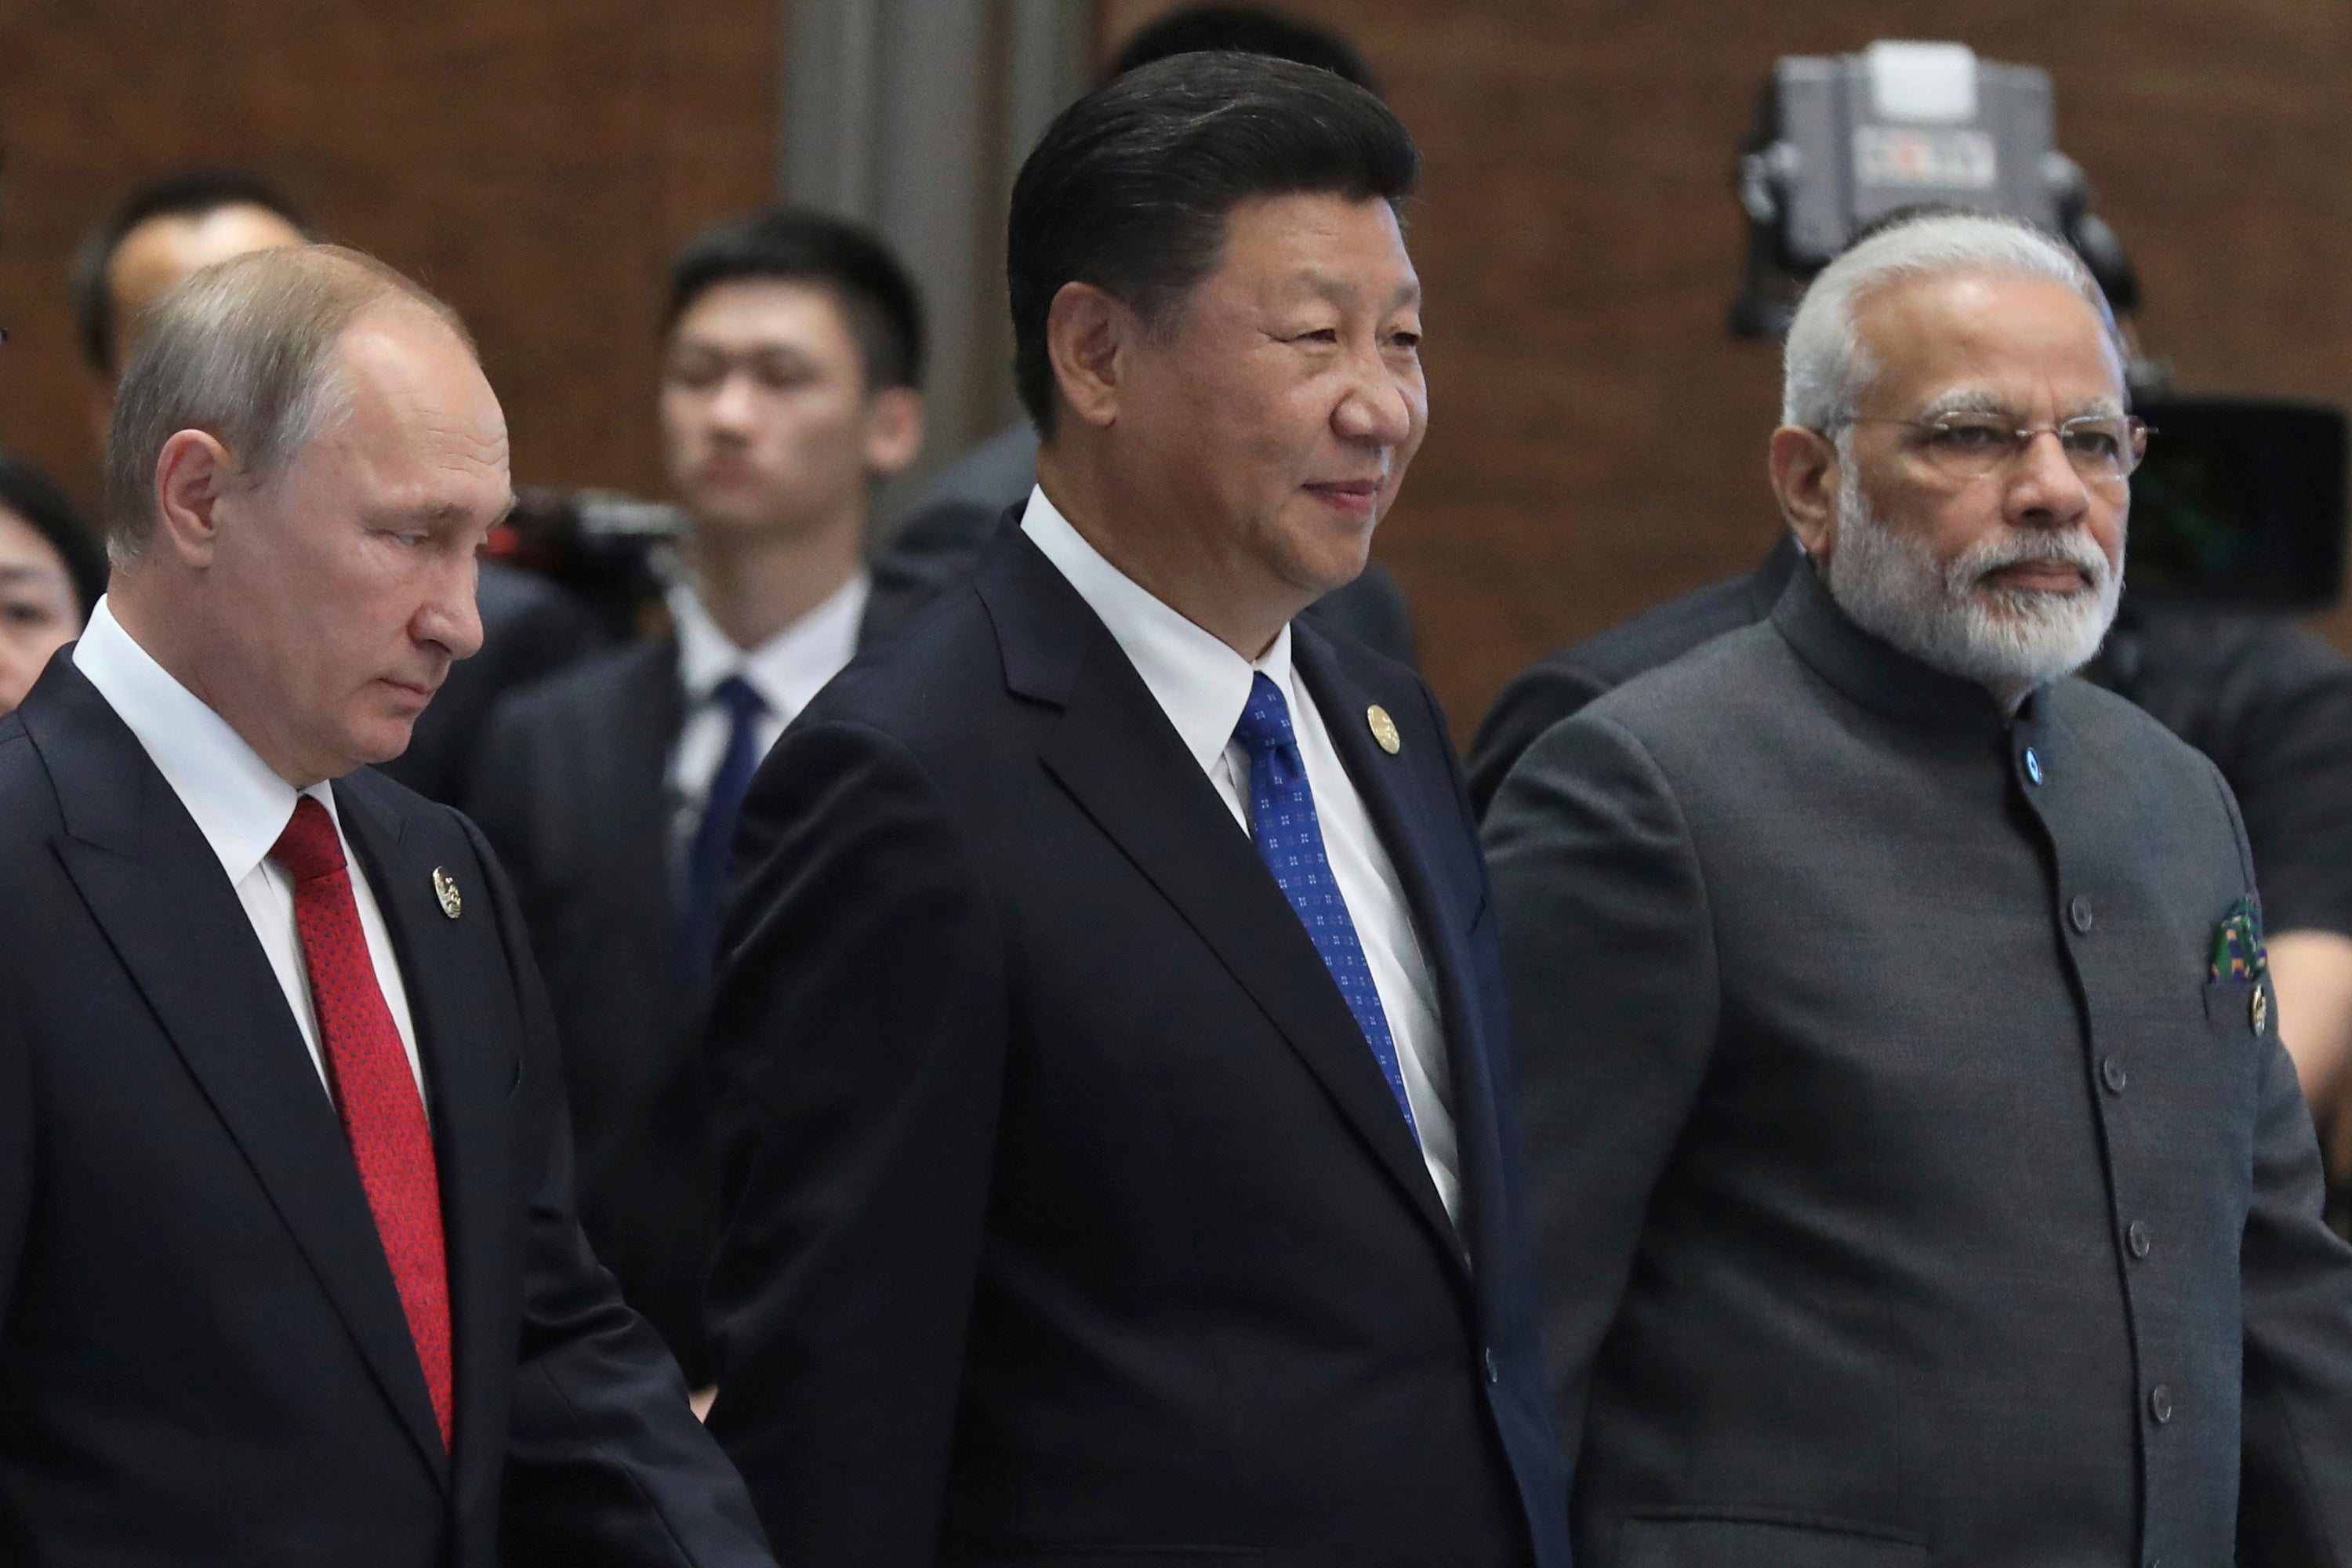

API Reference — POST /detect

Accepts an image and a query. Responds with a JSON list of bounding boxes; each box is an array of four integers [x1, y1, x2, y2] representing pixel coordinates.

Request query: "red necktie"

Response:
[[270, 796, 454, 1449]]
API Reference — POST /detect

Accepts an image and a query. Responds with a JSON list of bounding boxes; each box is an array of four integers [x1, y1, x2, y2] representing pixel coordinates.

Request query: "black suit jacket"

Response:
[[0, 658, 770, 1567], [465, 559, 946, 1383], [701, 528, 1570, 1568], [1484, 563, 2352, 1565]]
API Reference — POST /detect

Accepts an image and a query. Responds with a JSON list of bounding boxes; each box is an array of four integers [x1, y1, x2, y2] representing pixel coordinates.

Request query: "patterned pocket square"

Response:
[[2209, 895, 2268, 983]]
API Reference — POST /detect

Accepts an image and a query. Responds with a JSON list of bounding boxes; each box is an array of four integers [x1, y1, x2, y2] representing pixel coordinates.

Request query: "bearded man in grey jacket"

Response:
[[1486, 212, 2352, 1566]]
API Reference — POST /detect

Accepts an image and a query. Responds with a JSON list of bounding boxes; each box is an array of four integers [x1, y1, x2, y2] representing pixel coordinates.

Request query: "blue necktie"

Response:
[[677, 673, 769, 989], [1232, 672, 1417, 1138]]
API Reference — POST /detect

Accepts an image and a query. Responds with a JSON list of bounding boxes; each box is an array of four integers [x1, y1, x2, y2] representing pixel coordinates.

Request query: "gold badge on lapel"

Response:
[[431, 867, 463, 920], [1366, 704, 1402, 755], [2253, 987, 2270, 1036]]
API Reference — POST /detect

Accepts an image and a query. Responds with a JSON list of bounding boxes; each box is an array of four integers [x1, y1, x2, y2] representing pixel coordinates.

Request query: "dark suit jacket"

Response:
[[381, 559, 604, 806], [465, 558, 947, 1383], [1465, 535, 1798, 817], [1483, 561, 2352, 1566], [701, 528, 1570, 1568], [0, 657, 770, 1567]]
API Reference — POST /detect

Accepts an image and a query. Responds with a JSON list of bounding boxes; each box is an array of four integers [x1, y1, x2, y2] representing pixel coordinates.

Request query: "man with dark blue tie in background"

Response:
[[701, 52, 1570, 1568]]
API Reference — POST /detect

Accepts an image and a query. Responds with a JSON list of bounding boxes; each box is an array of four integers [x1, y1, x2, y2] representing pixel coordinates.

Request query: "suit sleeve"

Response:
[[1480, 710, 1720, 1477], [452, 814, 772, 1568], [2228, 752, 2352, 1560], [701, 719, 1007, 1566], [1465, 659, 1612, 822], [0, 935, 27, 1339]]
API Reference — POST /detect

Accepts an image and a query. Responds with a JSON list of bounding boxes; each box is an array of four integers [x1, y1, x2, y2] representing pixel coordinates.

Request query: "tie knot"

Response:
[[1231, 672, 1298, 761], [270, 795, 347, 884], [711, 673, 768, 725]]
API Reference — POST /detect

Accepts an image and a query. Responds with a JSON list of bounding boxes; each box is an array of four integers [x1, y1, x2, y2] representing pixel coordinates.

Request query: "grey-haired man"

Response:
[[1487, 212, 2352, 1564]]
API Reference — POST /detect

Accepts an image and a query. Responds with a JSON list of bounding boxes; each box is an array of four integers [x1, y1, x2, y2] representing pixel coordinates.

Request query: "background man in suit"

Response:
[[467, 209, 941, 1388], [884, 2, 1420, 668], [1486, 212, 2352, 1564], [0, 244, 771, 1565], [701, 53, 1569, 1568], [73, 169, 604, 805]]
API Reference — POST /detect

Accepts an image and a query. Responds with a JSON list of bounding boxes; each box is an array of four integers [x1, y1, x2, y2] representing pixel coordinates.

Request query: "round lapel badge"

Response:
[[1366, 704, 1402, 755], [2252, 985, 2270, 1036], [432, 866, 463, 920]]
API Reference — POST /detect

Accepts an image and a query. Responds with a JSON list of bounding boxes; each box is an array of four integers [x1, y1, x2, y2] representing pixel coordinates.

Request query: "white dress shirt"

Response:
[[72, 597, 427, 1109], [1020, 487, 1461, 1223], [666, 571, 870, 833]]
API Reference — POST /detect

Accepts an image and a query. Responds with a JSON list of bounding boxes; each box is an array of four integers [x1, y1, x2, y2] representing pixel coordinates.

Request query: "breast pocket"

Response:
[[1617, 1512, 1925, 1568]]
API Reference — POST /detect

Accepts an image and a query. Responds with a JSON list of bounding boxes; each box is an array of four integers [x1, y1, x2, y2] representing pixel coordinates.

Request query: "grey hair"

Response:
[[104, 243, 473, 564], [1780, 212, 2119, 432]]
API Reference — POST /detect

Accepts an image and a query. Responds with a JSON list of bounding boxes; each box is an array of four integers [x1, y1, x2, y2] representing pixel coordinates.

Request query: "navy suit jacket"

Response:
[[0, 656, 769, 1567], [702, 525, 1570, 1567]]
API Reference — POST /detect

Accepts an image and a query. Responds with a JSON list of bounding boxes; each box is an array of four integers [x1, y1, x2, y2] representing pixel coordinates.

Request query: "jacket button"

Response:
[[2128, 1220, 2151, 1259], [2101, 1056, 2128, 1094], [2149, 1385, 2173, 1424], [2069, 895, 2094, 934], [1483, 1347, 1501, 1385]]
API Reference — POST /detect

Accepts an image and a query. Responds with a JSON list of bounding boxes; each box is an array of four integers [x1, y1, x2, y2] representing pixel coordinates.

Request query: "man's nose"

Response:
[[2004, 429, 2092, 526], [1333, 355, 1415, 448], [707, 371, 761, 434], [419, 554, 485, 662]]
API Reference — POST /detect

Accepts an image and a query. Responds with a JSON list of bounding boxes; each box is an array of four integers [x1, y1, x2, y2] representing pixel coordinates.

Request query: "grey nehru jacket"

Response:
[[1484, 559, 2352, 1567]]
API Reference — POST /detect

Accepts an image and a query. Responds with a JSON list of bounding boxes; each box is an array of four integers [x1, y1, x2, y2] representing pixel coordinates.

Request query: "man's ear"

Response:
[[1045, 281, 1131, 431], [1769, 425, 1842, 561], [862, 387, 925, 477], [151, 428, 241, 568]]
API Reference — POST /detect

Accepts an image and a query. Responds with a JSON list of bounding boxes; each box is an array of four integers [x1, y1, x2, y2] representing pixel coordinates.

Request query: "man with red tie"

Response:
[[0, 244, 772, 1565]]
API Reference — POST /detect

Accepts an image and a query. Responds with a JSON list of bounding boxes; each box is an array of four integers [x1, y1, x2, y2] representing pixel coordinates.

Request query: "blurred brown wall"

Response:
[[0, 0, 781, 521], [1105, 1, 2352, 736], [9, 2, 2351, 739]]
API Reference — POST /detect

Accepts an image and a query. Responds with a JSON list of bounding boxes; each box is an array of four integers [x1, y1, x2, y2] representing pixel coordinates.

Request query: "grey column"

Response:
[[782, 0, 1091, 487]]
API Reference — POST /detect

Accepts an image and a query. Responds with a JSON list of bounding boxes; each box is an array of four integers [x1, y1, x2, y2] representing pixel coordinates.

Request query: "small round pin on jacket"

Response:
[[1367, 704, 1402, 755], [432, 867, 462, 920]]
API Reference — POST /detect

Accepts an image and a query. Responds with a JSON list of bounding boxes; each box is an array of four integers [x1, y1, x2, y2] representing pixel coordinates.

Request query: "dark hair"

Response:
[[665, 208, 925, 392], [1111, 5, 1378, 93], [72, 169, 318, 376], [0, 451, 107, 615], [1007, 51, 1416, 434]]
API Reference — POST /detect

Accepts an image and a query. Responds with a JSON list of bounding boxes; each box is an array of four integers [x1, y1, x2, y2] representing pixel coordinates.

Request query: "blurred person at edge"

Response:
[[0, 451, 107, 713], [1486, 212, 2352, 1565], [701, 53, 1568, 1568], [885, 2, 1421, 668], [0, 243, 773, 1566], [74, 169, 601, 804], [466, 209, 944, 1392]]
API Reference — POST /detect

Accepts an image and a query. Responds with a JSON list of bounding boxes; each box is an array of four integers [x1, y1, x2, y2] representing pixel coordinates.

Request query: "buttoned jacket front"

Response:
[[1485, 562, 2352, 1566]]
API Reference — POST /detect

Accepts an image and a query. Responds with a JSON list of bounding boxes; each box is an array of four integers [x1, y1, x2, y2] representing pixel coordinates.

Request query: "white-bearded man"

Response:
[[1486, 212, 2352, 1565]]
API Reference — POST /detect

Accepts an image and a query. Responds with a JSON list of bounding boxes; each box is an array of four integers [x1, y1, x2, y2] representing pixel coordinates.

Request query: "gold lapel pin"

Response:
[[431, 867, 463, 920], [2252, 986, 2270, 1036], [1366, 704, 1402, 755]]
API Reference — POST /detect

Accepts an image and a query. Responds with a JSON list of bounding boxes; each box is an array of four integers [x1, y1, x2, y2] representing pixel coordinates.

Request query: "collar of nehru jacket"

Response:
[[1769, 555, 2027, 735]]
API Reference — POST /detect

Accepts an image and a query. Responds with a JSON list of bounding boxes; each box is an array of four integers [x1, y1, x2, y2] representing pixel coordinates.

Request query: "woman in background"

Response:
[[0, 451, 106, 714]]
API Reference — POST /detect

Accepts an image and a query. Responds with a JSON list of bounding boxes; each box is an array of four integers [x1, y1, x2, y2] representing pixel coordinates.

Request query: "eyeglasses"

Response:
[[1844, 412, 2153, 485]]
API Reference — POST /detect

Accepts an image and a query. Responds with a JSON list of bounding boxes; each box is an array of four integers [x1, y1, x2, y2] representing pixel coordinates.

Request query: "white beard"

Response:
[[1822, 473, 2124, 711]]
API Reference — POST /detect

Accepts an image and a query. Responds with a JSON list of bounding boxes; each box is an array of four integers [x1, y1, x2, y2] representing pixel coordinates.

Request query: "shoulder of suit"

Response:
[[484, 637, 676, 731], [2049, 674, 2231, 788], [0, 713, 59, 850], [802, 576, 996, 734]]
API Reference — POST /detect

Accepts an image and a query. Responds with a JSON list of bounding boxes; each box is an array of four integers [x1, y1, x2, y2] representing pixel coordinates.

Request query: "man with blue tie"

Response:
[[468, 209, 942, 1386], [701, 52, 1570, 1568]]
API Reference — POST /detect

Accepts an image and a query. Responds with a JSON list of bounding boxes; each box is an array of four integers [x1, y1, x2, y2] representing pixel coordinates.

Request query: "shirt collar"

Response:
[[72, 595, 338, 884], [1018, 485, 1294, 771], [668, 569, 872, 721]]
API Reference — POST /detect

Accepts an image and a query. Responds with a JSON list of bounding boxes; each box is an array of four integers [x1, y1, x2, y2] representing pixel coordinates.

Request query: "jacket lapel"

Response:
[[28, 665, 452, 1486], [334, 774, 517, 1477], [1294, 627, 1508, 1305], [979, 538, 1464, 1271]]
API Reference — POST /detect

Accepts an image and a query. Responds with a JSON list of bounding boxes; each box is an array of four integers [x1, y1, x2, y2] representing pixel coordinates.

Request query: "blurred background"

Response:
[[6, 0, 2350, 734]]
